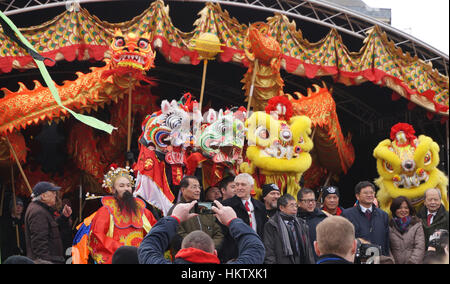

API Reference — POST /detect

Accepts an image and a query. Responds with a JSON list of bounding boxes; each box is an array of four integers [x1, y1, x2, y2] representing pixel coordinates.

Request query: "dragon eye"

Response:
[[424, 151, 432, 165], [256, 126, 270, 140], [383, 161, 394, 173], [114, 37, 125, 48], [138, 39, 149, 50]]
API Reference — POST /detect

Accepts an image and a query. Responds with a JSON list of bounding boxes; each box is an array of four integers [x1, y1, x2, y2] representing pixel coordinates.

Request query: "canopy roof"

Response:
[[0, 0, 448, 116]]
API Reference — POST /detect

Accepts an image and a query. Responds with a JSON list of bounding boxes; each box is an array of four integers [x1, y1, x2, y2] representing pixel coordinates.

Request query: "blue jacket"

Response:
[[138, 216, 265, 264], [342, 205, 390, 256]]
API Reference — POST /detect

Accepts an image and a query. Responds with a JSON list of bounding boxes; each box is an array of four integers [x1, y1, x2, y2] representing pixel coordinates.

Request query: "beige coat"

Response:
[[389, 216, 425, 264]]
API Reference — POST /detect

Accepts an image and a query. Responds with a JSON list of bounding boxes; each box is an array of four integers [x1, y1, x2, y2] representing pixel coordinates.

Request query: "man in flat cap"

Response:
[[24, 181, 72, 263]]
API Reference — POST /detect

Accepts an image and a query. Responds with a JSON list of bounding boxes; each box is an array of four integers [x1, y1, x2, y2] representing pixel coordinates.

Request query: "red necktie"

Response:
[[427, 214, 433, 226], [245, 200, 253, 229]]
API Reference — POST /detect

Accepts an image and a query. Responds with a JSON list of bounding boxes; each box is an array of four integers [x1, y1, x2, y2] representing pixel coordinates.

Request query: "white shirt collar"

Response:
[[360, 204, 373, 213]]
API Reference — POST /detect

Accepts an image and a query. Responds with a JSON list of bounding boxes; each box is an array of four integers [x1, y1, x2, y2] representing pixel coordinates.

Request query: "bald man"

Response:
[[417, 188, 449, 248]]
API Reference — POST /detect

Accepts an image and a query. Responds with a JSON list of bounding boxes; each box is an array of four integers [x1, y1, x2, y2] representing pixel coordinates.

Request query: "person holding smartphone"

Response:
[[167, 176, 224, 257]]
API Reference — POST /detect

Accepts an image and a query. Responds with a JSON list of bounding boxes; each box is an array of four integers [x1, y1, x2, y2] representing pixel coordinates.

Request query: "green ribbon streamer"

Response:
[[0, 10, 115, 134]]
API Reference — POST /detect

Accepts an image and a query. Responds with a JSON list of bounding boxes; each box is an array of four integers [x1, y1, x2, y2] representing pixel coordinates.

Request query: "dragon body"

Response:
[[0, 30, 157, 194]]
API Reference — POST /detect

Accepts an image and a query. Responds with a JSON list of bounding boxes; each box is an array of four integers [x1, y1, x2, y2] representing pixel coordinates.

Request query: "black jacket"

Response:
[[342, 205, 390, 256], [138, 216, 265, 264], [316, 254, 353, 264], [0, 214, 26, 262], [417, 205, 449, 248], [297, 207, 328, 260], [263, 211, 315, 264], [218, 195, 267, 263]]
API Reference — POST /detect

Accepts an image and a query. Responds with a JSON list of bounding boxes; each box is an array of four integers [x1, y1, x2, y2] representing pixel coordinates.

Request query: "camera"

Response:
[[194, 202, 216, 214], [428, 229, 449, 255], [354, 238, 381, 264]]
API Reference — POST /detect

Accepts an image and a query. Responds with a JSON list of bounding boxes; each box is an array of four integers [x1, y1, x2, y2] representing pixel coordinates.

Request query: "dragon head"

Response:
[[110, 29, 156, 72], [374, 123, 448, 211], [245, 99, 313, 174], [199, 108, 246, 164], [244, 22, 281, 65]]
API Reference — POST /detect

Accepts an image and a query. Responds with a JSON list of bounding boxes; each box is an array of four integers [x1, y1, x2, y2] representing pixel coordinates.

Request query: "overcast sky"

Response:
[[363, 0, 449, 55]]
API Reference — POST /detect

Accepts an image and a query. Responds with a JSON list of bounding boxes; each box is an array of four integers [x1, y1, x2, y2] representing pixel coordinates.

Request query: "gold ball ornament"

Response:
[[191, 32, 224, 60]]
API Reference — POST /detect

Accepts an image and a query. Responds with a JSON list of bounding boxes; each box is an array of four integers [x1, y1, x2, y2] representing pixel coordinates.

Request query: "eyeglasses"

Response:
[[286, 203, 298, 209], [300, 199, 316, 204], [360, 191, 375, 196]]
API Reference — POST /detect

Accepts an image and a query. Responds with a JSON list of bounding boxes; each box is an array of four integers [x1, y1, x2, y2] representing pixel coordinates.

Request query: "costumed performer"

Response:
[[87, 164, 157, 264]]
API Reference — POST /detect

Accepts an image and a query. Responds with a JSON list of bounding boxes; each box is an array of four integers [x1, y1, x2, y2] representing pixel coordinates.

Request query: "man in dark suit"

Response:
[[342, 181, 390, 256], [218, 173, 267, 262]]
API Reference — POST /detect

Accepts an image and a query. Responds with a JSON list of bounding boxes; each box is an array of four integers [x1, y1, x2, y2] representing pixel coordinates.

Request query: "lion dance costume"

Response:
[[240, 96, 313, 199], [373, 123, 448, 215]]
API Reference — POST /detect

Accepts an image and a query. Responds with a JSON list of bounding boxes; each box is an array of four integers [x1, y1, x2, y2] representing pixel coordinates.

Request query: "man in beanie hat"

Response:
[[321, 186, 344, 216], [24, 181, 72, 263], [261, 184, 281, 218]]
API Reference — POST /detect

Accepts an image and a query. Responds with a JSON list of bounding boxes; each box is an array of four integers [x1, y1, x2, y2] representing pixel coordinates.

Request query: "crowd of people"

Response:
[[0, 168, 448, 264]]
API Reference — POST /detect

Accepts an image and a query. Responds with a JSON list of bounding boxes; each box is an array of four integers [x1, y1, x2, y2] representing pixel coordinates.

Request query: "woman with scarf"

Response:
[[263, 194, 315, 264], [389, 196, 425, 264]]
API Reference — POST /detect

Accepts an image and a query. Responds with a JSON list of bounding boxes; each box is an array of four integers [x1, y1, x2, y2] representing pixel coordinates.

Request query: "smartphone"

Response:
[[195, 202, 215, 214]]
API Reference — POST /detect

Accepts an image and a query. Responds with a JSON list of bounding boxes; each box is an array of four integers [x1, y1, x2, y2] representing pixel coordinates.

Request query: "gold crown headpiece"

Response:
[[102, 164, 135, 192]]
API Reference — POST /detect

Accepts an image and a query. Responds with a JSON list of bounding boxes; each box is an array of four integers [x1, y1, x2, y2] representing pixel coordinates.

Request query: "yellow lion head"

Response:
[[246, 112, 313, 173], [242, 109, 313, 198], [373, 123, 448, 214]]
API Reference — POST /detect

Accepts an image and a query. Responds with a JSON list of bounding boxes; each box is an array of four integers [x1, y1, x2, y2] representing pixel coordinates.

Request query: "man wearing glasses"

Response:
[[167, 176, 224, 257], [342, 181, 390, 256], [297, 188, 328, 261], [263, 194, 315, 264]]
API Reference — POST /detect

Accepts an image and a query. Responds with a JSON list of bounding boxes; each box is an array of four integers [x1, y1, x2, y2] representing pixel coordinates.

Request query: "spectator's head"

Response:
[[218, 176, 236, 200], [3, 255, 35, 264], [112, 246, 139, 264], [423, 250, 448, 264], [262, 184, 281, 211], [204, 186, 222, 202], [314, 216, 357, 262], [234, 173, 254, 200], [180, 176, 201, 202], [9, 196, 24, 217], [297, 188, 316, 212], [321, 186, 340, 211], [31, 181, 61, 208], [424, 188, 442, 213], [277, 194, 297, 216], [390, 196, 415, 218], [354, 181, 376, 208], [182, 230, 217, 255]]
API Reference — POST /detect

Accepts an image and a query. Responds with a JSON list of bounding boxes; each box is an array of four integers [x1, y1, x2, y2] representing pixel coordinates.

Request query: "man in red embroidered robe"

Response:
[[88, 166, 157, 264]]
